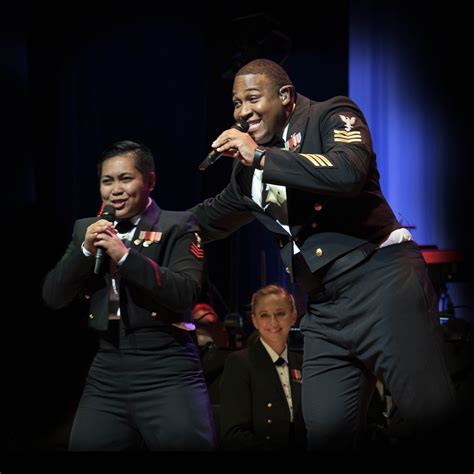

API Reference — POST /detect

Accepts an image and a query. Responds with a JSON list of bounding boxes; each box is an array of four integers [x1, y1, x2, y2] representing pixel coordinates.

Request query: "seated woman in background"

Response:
[[219, 284, 306, 451]]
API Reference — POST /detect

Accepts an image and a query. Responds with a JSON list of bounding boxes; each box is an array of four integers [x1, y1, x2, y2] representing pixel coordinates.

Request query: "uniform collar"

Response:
[[259, 337, 288, 365]]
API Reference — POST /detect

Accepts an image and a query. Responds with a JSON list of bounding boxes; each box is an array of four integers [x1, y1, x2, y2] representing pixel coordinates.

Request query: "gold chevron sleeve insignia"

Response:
[[299, 153, 333, 167], [333, 129, 362, 143]]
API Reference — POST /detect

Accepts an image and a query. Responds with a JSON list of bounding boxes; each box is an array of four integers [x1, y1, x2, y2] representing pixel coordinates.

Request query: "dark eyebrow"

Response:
[[232, 87, 261, 98], [101, 172, 133, 180]]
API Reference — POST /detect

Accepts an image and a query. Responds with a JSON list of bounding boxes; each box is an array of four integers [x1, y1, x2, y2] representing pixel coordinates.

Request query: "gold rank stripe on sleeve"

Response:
[[299, 153, 333, 167], [333, 129, 362, 143]]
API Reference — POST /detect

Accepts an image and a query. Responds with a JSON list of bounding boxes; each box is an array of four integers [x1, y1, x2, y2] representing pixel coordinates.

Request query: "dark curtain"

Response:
[[6, 2, 350, 452]]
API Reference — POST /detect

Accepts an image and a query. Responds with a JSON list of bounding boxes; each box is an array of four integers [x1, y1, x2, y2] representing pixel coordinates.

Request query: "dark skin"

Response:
[[212, 73, 295, 168]]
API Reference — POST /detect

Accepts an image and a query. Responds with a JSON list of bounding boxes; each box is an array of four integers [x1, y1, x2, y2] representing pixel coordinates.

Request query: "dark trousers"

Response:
[[69, 331, 216, 451], [300, 241, 457, 452]]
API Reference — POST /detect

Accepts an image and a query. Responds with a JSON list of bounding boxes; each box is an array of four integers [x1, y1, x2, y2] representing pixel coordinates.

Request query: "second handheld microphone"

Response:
[[198, 119, 249, 171]]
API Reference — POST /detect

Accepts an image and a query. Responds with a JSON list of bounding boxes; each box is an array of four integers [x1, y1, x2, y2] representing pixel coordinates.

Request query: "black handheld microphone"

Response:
[[93, 204, 116, 275], [198, 119, 249, 170]]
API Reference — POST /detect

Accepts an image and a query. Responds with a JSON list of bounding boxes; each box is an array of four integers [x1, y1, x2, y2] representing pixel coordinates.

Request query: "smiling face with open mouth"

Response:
[[232, 73, 289, 145], [99, 153, 154, 220]]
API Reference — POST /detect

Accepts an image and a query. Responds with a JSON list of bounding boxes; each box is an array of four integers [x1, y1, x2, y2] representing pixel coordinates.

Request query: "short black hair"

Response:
[[235, 58, 293, 91], [98, 140, 155, 179]]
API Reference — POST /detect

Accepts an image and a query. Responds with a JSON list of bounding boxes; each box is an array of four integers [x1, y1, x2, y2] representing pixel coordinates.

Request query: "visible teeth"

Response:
[[248, 121, 260, 130]]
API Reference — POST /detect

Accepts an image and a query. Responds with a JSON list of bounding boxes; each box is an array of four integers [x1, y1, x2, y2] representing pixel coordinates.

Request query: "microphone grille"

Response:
[[100, 204, 116, 222], [234, 119, 249, 133]]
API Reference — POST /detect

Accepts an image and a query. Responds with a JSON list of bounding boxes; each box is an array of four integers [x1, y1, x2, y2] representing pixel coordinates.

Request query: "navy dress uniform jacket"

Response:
[[43, 200, 203, 336], [219, 339, 306, 451], [192, 94, 400, 282]]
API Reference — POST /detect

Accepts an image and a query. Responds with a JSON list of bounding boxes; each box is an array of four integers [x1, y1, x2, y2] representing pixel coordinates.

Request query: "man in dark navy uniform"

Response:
[[192, 59, 456, 452], [43, 141, 215, 451]]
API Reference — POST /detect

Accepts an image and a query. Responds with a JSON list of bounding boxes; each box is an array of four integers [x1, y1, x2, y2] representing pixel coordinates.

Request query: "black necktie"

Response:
[[274, 357, 286, 366], [115, 220, 137, 249], [115, 220, 136, 234]]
